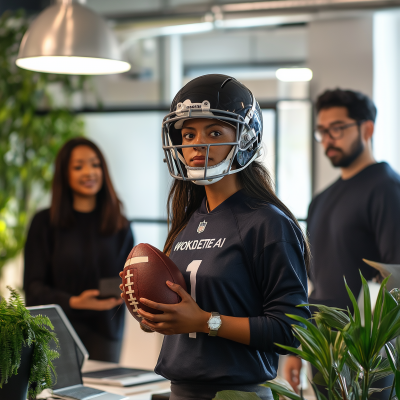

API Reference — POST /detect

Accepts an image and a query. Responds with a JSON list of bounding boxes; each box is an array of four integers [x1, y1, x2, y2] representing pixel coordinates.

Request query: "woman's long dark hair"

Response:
[[163, 160, 311, 270], [50, 137, 127, 235]]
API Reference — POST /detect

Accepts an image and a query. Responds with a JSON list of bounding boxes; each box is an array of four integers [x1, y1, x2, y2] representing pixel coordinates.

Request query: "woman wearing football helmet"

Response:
[[137, 74, 310, 399]]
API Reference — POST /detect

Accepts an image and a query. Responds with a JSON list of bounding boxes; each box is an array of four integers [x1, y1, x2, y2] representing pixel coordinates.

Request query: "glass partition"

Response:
[[83, 111, 171, 250], [83, 104, 311, 250], [276, 100, 312, 221]]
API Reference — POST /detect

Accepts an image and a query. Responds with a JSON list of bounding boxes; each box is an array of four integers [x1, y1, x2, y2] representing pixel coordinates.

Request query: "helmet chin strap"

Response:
[[186, 147, 235, 186], [185, 146, 235, 186], [168, 135, 237, 185]]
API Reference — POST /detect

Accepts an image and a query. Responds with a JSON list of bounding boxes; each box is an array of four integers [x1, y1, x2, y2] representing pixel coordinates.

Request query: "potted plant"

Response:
[[213, 272, 400, 400], [0, 287, 59, 400]]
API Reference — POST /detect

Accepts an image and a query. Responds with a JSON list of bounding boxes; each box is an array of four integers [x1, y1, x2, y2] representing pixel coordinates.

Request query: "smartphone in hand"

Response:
[[98, 277, 121, 299]]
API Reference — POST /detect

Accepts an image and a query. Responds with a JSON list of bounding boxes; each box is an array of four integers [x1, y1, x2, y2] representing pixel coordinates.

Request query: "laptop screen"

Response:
[[28, 305, 86, 389]]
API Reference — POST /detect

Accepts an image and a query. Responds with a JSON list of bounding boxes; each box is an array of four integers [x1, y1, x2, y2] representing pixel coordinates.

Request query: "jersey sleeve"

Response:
[[23, 211, 72, 310], [369, 180, 400, 264], [248, 240, 310, 354]]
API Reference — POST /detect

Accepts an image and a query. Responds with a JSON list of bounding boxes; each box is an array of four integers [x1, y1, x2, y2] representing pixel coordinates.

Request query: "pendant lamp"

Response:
[[16, 0, 131, 75]]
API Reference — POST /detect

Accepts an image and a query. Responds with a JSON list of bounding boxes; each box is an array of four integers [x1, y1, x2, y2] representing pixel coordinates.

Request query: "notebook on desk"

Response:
[[28, 305, 128, 400]]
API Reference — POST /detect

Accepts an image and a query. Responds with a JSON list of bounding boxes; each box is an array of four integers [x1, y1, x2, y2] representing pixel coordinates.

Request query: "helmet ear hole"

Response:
[[169, 125, 183, 146]]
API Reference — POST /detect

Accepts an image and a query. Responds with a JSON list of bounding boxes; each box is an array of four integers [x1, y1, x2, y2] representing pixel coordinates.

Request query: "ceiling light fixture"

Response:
[[276, 68, 313, 82], [16, 0, 130, 75]]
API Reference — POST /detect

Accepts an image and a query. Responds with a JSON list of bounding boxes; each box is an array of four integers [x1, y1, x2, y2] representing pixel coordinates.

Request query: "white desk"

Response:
[[40, 360, 170, 400], [81, 360, 170, 400]]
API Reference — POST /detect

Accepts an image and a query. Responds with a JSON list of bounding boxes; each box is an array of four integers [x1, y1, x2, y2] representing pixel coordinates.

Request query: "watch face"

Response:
[[209, 317, 221, 329]]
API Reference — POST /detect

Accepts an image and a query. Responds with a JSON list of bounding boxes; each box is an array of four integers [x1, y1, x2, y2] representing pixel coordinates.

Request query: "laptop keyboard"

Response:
[[83, 367, 150, 378], [56, 386, 104, 399]]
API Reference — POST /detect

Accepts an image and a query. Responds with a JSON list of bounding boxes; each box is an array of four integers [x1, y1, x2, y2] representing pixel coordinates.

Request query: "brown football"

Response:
[[122, 243, 187, 330]]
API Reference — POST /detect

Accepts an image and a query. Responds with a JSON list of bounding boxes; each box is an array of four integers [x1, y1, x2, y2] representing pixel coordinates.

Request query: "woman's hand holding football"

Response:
[[136, 281, 209, 335]]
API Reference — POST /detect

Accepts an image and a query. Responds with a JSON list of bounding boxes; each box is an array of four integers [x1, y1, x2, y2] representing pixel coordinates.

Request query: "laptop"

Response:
[[27, 305, 128, 400], [82, 366, 166, 387]]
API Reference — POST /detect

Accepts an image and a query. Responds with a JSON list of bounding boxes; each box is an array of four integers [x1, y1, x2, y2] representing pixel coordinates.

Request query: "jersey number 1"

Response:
[[186, 260, 202, 338]]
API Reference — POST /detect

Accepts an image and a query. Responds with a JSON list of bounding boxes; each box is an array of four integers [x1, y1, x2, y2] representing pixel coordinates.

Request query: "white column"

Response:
[[162, 35, 183, 103], [373, 11, 400, 174]]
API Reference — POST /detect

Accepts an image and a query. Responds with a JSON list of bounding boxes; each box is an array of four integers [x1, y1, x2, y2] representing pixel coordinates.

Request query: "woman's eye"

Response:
[[73, 165, 82, 170], [210, 131, 221, 137], [93, 163, 101, 168], [183, 133, 195, 140]]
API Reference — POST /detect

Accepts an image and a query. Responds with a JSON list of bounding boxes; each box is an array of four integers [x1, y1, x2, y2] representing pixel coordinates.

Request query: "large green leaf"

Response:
[[342, 328, 367, 369], [311, 304, 350, 331], [311, 382, 328, 400], [313, 371, 328, 387], [371, 277, 390, 358], [390, 289, 400, 303], [287, 314, 330, 364], [373, 305, 400, 354], [263, 381, 304, 400], [383, 290, 398, 318], [350, 381, 361, 400], [370, 357, 393, 383], [344, 277, 362, 330], [368, 386, 392, 395], [386, 343, 398, 372], [394, 370, 400, 400], [360, 274, 372, 356], [213, 391, 262, 400]]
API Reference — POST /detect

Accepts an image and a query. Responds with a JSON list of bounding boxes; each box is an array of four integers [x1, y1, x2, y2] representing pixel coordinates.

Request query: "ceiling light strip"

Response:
[[221, 0, 392, 12]]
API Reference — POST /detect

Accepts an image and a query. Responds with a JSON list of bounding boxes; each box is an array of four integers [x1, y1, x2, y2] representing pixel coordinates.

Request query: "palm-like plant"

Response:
[[264, 272, 400, 400], [213, 273, 400, 400]]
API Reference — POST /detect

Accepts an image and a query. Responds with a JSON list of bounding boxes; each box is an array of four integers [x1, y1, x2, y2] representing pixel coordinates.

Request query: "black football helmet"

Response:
[[162, 74, 263, 185]]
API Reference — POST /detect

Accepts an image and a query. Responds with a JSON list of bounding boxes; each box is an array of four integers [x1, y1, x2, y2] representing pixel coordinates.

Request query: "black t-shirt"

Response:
[[155, 190, 310, 386], [24, 208, 133, 341], [308, 162, 400, 311]]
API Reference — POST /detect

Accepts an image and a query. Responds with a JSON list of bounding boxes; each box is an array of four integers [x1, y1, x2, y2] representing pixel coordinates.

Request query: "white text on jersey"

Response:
[[174, 238, 226, 251]]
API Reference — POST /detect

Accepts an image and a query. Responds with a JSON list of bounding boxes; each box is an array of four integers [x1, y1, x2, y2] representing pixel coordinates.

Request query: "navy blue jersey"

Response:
[[155, 190, 310, 385]]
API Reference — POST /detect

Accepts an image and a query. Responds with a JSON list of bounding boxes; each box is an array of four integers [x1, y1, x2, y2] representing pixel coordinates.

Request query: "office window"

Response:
[[84, 111, 170, 250], [261, 109, 276, 183], [83, 104, 311, 250], [276, 100, 312, 220]]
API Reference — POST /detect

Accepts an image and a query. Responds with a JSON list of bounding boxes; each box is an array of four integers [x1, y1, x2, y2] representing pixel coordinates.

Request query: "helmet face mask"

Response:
[[161, 74, 263, 185]]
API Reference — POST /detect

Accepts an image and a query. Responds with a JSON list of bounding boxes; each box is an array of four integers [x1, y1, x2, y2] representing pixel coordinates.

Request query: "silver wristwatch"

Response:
[[207, 312, 222, 336]]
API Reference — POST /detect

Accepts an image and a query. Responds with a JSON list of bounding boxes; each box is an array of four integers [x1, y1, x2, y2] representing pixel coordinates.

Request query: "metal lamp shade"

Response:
[[16, 2, 131, 75]]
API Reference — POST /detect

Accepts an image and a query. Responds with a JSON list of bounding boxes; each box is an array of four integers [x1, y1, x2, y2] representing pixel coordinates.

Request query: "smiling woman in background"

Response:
[[24, 137, 133, 362]]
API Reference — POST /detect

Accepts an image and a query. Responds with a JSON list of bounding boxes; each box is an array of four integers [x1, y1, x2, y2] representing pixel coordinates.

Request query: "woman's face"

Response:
[[181, 119, 236, 167], [68, 145, 103, 197]]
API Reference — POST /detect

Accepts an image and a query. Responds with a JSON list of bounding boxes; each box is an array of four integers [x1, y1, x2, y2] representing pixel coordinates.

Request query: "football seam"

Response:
[[147, 245, 179, 302]]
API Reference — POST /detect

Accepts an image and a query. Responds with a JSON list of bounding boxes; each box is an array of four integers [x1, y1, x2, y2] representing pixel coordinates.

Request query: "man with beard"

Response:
[[283, 89, 400, 396]]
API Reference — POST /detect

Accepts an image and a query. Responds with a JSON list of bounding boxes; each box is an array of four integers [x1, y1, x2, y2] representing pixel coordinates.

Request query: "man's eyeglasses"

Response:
[[314, 121, 364, 143]]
